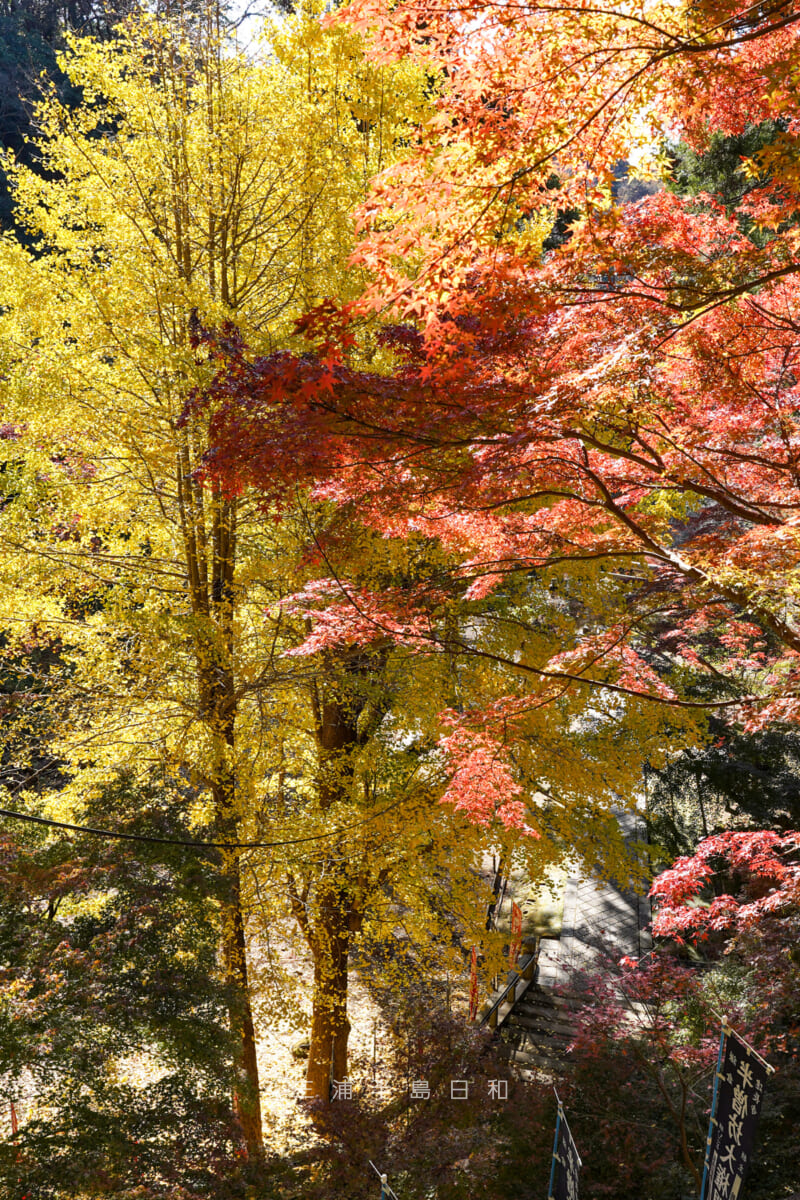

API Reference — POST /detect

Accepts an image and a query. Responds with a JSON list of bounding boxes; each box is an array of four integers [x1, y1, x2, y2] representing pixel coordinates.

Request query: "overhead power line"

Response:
[[0, 794, 416, 852]]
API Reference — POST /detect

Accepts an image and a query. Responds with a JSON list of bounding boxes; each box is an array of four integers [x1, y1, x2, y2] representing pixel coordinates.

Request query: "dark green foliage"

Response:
[[1, 0, 114, 44], [646, 719, 800, 859], [0, 774, 247, 1199], [666, 122, 783, 210], [666, 121, 787, 243], [0, 12, 59, 232]]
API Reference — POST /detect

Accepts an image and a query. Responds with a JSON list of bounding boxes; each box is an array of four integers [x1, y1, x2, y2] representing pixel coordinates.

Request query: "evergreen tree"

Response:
[[667, 122, 786, 213]]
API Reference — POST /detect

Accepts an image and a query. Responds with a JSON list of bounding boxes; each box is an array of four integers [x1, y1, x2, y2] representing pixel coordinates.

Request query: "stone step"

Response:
[[507, 1008, 575, 1038], [509, 1033, 572, 1062], [506, 1018, 572, 1045], [499, 979, 580, 1076], [525, 985, 584, 1010], [515, 996, 576, 1020], [517, 990, 580, 1012], [511, 1046, 566, 1072]]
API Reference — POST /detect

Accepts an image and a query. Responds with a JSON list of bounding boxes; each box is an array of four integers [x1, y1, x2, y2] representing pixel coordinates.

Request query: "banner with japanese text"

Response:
[[549, 1106, 581, 1200], [701, 1028, 770, 1200]]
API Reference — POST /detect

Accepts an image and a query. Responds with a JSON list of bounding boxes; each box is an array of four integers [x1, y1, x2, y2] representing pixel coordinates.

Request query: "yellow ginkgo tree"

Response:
[[0, 0, 429, 1158]]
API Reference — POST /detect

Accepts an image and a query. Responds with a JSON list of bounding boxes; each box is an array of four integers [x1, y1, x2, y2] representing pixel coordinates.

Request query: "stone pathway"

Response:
[[535, 808, 651, 989], [498, 808, 653, 1072]]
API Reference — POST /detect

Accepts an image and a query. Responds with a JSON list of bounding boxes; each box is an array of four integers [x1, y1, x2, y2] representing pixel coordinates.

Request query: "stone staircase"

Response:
[[482, 808, 653, 1076], [501, 982, 581, 1073]]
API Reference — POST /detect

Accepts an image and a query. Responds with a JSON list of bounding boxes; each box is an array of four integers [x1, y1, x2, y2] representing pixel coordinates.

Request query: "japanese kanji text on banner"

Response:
[[701, 1028, 771, 1200], [549, 1105, 581, 1200]]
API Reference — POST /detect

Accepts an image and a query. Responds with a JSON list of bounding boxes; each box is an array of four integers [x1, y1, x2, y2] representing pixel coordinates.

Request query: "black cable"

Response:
[[0, 793, 416, 851]]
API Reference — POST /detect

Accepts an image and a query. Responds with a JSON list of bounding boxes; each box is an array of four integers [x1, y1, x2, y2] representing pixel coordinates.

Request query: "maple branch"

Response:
[[447, 548, 654, 574], [418, 0, 796, 52], [558, 261, 800, 325], [579, 464, 800, 654], [574, 424, 784, 527], [564, 427, 664, 474], [666, 5, 800, 54]]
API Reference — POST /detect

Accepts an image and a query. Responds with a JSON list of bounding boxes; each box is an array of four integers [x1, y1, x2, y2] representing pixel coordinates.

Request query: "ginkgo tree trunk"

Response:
[[293, 644, 397, 1105], [221, 511, 697, 1108], [0, 0, 428, 1159]]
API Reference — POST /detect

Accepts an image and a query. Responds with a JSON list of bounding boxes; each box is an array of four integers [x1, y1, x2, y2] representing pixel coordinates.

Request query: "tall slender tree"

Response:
[[0, 0, 427, 1155]]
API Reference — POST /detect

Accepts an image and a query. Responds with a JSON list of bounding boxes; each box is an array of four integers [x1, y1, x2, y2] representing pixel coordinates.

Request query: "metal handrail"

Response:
[[479, 938, 540, 1030]]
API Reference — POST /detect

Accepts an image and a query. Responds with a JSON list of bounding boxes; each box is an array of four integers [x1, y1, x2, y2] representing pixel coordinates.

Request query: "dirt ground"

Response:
[[252, 915, 473, 1156], [253, 920, 390, 1154]]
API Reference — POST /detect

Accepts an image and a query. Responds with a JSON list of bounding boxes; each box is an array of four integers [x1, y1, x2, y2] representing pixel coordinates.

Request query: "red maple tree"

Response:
[[191, 0, 800, 830], [650, 829, 800, 942]]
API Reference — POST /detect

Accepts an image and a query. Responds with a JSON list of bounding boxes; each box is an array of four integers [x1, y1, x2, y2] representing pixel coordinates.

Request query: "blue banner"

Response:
[[701, 1027, 770, 1200], [548, 1104, 581, 1200]]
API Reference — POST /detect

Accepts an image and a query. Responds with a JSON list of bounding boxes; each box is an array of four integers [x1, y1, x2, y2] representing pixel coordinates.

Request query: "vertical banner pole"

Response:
[[700, 1018, 729, 1200], [548, 1098, 562, 1199], [369, 1159, 398, 1200]]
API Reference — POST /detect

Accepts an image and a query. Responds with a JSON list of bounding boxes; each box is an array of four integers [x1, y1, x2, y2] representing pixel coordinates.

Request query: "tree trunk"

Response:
[[212, 757, 263, 1158], [299, 650, 384, 1109], [180, 471, 263, 1159], [211, 741, 263, 1159], [221, 846, 264, 1158], [305, 887, 352, 1105]]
